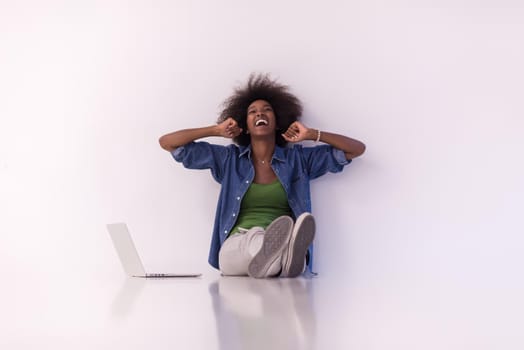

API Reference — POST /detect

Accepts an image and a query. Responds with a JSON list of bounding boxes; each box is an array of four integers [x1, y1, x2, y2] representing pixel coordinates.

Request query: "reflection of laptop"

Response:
[[107, 223, 201, 278]]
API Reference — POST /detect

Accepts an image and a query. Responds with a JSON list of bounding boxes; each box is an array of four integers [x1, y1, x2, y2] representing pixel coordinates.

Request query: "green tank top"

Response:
[[230, 180, 292, 236]]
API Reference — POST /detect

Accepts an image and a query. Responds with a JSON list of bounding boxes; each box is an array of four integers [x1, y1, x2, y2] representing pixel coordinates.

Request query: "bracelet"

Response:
[[315, 129, 321, 143]]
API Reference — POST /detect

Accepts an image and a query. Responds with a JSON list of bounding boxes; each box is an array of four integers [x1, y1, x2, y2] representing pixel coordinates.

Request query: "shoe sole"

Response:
[[282, 214, 315, 278], [248, 216, 293, 278]]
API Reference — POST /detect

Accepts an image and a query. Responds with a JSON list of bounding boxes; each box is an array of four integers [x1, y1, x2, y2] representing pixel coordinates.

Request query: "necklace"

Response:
[[253, 157, 270, 165]]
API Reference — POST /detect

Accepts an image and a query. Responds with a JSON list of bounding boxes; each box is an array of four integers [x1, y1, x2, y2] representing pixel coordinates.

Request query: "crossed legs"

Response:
[[218, 213, 316, 278]]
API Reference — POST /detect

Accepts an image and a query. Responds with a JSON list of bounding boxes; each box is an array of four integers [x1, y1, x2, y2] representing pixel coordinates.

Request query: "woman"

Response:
[[159, 74, 365, 278]]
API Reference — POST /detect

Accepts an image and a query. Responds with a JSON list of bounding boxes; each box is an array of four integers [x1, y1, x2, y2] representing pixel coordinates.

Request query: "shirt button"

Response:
[[245, 180, 249, 184], [224, 230, 228, 234], [232, 213, 236, 217], [237, 196, 240, 200]]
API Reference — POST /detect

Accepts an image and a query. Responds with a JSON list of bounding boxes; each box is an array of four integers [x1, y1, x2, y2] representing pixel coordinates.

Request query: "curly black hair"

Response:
[[217, 73, 303, 147]]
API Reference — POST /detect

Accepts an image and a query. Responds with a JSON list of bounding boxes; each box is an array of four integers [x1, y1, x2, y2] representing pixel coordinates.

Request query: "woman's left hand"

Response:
[[282, 121, 314, 143]]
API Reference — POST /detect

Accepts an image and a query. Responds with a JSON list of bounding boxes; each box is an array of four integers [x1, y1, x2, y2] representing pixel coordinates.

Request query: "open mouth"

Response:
[[255, 119, 268, 127]]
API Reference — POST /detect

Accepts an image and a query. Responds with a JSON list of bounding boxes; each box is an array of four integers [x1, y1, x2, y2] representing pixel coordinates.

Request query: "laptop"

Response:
[[107, 223, 201, 278]]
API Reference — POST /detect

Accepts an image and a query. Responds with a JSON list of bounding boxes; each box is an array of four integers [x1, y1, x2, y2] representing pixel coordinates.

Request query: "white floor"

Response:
[[2, 270, 523, 350]]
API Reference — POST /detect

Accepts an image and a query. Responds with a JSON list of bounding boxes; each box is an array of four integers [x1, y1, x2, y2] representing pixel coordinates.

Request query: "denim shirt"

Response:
[[172, 141, 351, 271]]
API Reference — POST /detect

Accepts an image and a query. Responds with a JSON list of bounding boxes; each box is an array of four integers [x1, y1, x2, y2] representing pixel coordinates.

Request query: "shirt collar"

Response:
[[238, 144, 286, 163]]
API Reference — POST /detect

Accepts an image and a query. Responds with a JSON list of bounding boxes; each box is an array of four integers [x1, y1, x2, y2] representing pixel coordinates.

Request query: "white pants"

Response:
[[219, 227, 283, 277]]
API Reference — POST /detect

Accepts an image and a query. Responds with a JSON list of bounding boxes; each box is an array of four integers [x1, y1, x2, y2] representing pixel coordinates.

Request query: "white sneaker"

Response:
[[248, 216, 294, 278], [280, 213, 315, 278]]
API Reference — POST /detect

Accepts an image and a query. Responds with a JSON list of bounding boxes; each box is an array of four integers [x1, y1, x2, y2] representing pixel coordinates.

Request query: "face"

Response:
[[246, 99, 277, 137]]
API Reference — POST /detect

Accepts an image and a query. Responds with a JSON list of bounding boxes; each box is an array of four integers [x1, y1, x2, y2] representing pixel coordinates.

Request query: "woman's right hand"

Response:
[[217, 117, 243, 139], [159, 117, 243, 151]]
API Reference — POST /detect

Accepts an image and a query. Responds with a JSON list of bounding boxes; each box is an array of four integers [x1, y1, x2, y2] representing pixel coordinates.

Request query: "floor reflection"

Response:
[[209, 277, 316, 350], [110, 277, 146, 318]]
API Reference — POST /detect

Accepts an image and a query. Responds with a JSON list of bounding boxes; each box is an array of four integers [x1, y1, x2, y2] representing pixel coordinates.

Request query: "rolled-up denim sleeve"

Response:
[[171, 141, 229, 183], [300, 145, 352, 180]]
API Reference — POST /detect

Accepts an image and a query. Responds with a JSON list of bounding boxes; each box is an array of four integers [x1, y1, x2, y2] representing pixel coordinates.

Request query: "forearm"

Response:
[[159, 125, 219, 151], [306, 129, 366, 159]]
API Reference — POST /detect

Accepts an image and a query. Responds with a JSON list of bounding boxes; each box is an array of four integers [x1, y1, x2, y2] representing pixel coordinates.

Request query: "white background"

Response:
[[1, 0, 523, 347]]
